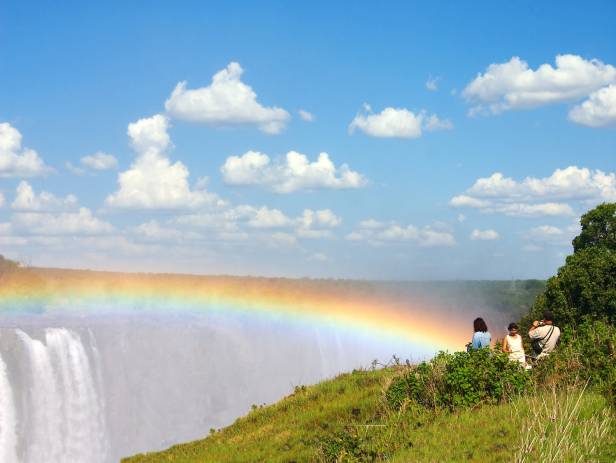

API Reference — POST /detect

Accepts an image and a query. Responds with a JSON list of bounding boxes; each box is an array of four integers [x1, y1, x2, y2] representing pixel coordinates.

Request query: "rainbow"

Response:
[[0, 269, 467, 352]]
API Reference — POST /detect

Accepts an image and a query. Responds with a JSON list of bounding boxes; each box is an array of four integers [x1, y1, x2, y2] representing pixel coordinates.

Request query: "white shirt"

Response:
[[529, 324, 561, 356]]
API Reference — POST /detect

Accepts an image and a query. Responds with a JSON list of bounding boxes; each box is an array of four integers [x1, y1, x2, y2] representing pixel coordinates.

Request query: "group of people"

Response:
[[467, 310, 561, 368]]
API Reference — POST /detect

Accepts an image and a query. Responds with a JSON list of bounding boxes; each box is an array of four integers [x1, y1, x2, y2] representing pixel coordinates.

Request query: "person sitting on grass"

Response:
[[528, 310, 561, 360], [502, 322, 528, 367], [467, 317, 491, 351]]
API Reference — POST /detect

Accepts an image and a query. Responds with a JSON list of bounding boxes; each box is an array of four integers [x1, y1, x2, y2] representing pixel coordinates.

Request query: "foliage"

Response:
[[523, 203, 616, 331], [572, 202, 616, 253], [532, 319, 616, 405], [386, 349, 530, 411]]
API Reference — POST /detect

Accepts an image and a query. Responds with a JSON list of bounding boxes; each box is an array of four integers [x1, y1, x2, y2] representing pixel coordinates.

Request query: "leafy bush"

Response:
[[386, 349, 530, 411], [532, 319, 616, 404], [319, 429, 380, 463]]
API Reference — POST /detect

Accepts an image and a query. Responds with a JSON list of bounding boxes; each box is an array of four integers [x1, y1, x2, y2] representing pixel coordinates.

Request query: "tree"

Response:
[[572, 203, 616, 252], [524, 203, 616, 329]]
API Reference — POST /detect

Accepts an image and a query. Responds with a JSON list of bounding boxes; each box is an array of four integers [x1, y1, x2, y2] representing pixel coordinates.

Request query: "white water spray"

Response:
[[0, 353, 18, 463], [16, 328, 108, 463]]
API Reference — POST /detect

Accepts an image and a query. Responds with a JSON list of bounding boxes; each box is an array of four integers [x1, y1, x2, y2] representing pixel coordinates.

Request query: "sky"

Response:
[[0, 1, 615, 279]]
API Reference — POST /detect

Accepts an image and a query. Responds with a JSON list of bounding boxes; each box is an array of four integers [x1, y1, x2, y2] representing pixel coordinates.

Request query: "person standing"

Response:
[[468, 317, 491, 350], [528, 310, 561, 359]]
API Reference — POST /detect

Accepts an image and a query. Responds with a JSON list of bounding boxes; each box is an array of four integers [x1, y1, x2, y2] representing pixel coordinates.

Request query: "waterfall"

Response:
[[0, 353, 18, 463], [15, 328, 108, 463]]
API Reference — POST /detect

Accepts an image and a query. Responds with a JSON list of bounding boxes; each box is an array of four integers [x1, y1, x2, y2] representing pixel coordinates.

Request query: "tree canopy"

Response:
[[526, 203, 616, 329]]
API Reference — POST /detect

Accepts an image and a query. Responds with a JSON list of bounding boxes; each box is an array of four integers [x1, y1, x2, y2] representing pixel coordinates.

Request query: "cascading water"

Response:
[[4, 329, 108, 463], [0, 354, 18, 463]]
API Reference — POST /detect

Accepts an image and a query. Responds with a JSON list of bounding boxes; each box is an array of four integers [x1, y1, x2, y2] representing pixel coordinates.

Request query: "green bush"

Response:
[[532, 319, 616, 403], [386, 349, 530, 411]]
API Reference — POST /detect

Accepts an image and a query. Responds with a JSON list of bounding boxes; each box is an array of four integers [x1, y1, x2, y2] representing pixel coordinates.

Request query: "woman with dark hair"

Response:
[[502, 322, 527, 367], [468, 317, 491, 350]]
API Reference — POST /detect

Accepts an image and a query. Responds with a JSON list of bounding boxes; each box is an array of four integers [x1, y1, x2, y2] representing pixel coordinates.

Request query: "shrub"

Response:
[[532, 319, 616, 404], [386, 349, 530, 411]]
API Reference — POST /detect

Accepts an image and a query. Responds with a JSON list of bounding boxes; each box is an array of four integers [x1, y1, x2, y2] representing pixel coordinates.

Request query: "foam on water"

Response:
[[0, 353, 18, 462], [15, 329, 108, 463]]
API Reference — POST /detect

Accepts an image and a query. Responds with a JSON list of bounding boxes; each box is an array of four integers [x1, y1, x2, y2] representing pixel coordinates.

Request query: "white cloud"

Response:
[[569, 84, 616, 127], [426, 76, 440, 91], [450, 195, 491, 208], [81, 151, 118, 170], [298, 209, 341, 228], [467, 167, 616, 202], [451, 166, 616, 217], [11, 181, 78, 211], [293, 209, 341, 240], [298, 109, 315, 121], [488, 202, 574, 217], [349, 106, 452, 138], [470, 229, 499, 240], [0, 193, 4, 208], [246, 206, 293, 228], [0, 123, 51, 177], [106, 115, 225, 210], [127, 114, 171, 156], [463, 54, 616, 115], [165, 62, 290, 134], [221, 150, 367, 193], [12, 208, 114, 235], [347, 221, 455, 247]]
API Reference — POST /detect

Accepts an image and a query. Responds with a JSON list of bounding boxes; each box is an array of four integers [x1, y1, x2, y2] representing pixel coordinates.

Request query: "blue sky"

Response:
[[1, 1, 615, 279]]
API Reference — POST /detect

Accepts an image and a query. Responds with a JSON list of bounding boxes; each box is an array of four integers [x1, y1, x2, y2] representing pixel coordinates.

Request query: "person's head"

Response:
[[507, 322, 519, 335], [542, 310, 555, 324], [473, 317, 488, 333]]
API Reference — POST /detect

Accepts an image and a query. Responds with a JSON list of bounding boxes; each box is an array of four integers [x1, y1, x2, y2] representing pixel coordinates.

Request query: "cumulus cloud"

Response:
[[106, 114, 225, 210], [569, 84, 616, 127], [11, 181, 78, 211], [298, 209, 341, 229], [165, 62, 290, 134], [127, 114, 172, 155], [0, 123, 51, 177], [298, 109, 315, 121], [347, 220, 455, 247], [349, 106, 452, 138], [463, 54, 616, 115], [470, 229, 499, 240], [451, 166, 616, 217], [221, 150, 367, 193], [245, 206, 293, 228], [81, 151, 118, 170], [12, 208, 114, 235]]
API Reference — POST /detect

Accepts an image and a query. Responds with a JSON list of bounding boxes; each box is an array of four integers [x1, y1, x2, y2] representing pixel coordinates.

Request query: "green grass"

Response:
[[123, 368, 615, 463]]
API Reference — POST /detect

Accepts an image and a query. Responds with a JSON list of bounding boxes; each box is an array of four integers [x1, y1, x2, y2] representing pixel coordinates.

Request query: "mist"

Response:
[[0, 275, 540, 462]]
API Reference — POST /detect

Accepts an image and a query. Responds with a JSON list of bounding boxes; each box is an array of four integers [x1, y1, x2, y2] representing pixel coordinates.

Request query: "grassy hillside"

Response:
[[123, 368, 615, 463]]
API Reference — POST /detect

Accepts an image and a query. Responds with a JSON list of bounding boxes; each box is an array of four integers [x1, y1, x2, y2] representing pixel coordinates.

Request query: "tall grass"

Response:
[[514, 383, 613, 463]]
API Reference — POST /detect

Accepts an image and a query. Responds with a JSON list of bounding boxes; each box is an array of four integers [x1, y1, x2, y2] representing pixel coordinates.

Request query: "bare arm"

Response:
[[502, 337, 509, 353], [528, 320, 540, 338]]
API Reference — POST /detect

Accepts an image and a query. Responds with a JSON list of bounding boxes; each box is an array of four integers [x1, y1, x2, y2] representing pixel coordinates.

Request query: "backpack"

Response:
[[531, 325, 555, 356]]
